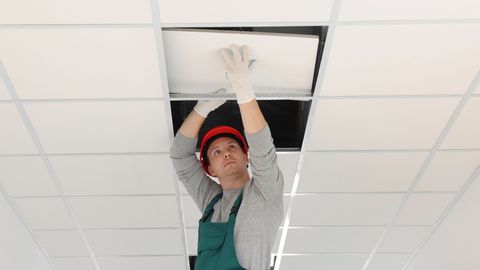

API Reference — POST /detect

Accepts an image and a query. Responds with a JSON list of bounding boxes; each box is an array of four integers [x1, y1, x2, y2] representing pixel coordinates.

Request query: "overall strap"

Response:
[[229, 190, 244, 216], [199, 192, 223, 223]]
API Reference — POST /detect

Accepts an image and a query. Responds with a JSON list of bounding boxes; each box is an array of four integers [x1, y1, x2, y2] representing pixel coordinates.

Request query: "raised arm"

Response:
[[220, 45, 283, 199], [170, 90, 226, 211]]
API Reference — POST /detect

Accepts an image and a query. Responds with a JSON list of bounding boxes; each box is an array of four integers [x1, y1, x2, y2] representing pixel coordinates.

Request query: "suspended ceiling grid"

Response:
[[1, 0, 480, 270]]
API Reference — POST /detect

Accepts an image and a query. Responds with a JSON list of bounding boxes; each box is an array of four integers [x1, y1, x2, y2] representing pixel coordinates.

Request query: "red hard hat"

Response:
[[199, 126, 249, 176]]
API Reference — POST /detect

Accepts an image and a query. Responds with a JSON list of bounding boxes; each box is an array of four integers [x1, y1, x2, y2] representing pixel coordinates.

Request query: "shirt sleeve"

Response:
[[244, 123, 284, 201], [169, 132, 222, 212]]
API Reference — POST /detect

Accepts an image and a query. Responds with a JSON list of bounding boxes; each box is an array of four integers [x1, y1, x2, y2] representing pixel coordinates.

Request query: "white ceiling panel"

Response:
[[476, 83, 480, 93], [14, 198, 75, 230], [0, 29, 163, 99], [97, 256, 186, 270], [280, 254, 368, 269], [0, 104, 38, 154], [369, 253, 411, 270], [0, 0, 151, 24], [277, 152, 299, 193], [69, 196, 179, 228], [307, 98, 460, 150], [157, 0, 333, 24], [53, 257, 96, 270], [86, 229, 183, 255], [36, 230, 90, 257], [0, 79, 9, 99], [415, 151, 480, 191], [162, 29, 318, 95], [50, 154, 176, 195], [395, 193, 455, 225], [284, 227, 383, 253], [339, 0, 480, 21], [23, 101, 170, 153], [298, 151, 427, 192], [289, 194, 403, 226], [186, 228, 197, 255], [320, 24, 480, 96], [182, 195, 202, 227], [378, 226, 431, 252], [441, 97, 480, 149], [0, 156, 58, 196]]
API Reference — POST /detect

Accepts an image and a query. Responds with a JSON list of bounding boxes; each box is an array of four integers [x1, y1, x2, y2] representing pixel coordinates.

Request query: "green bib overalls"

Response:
[[195, 191, 246, 270]]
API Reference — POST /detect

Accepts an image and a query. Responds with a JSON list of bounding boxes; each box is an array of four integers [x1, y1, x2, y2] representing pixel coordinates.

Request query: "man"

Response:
[[170, 44, 284, 270]]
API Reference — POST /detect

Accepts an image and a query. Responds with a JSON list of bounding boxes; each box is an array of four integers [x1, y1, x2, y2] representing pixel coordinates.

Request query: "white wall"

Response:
[[0, 191, 53, 270]]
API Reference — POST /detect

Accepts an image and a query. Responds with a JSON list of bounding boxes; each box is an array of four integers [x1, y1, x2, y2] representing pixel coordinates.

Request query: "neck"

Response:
[[219, 170, 250, 190]]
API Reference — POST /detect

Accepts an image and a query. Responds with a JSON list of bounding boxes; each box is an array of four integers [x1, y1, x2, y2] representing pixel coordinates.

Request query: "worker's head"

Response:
[[200, 126, 249, 180]]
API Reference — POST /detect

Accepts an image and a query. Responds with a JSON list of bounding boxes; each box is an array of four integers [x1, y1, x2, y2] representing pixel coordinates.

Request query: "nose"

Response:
[[224, 152, 231, 159]]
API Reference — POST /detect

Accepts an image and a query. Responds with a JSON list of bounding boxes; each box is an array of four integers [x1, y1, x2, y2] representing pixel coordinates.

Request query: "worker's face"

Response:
[[207, 137, 248, 178]]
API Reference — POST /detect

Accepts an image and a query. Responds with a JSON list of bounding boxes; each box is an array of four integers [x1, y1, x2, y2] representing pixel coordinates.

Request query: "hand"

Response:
[[193, 88, 227, 118], [220, 45, 255, 104]]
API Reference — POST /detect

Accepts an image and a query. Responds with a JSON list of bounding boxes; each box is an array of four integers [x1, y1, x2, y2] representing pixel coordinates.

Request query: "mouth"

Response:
[[224, 161, 236, 167]]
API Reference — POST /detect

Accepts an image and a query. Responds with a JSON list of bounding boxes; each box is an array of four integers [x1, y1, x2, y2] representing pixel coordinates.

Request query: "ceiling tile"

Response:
[[0, 29, 163, 99], [69, 196, 179, 228], [369, 253, 411, 270], [289, 194, 403, 226], [51, 154, 176, 195], [186, 228, 197, 255], [339, 0, 480, 21], [416, 151, 480, 191], [284, 227, 383, 253], [0, 104, 37, 154], [378, 226, 431, 252], [475, 83, 480, 94], [53, 257, 96, 270], [162, 29, 318, 95], [277, 152, 299, 193], [36, 230, 90, 257], [0, 0, 151, 24], [182, 195, 202, 228], [395, 193, 455, 225], [321, 24, 480, 95], [298, 151, 427, 192], [86, 229, 183, 255], [279, 254, 368, 269], [157, 0, 333, 24], [272, 229, 283, 253], [441, 97, 480, 149], [97, 256, 186, 270], [14, 197, 75, 230], [0, 156, 58, 196], [0, 79, 10, 99], [23, 101, 170, 154], [307, 98, 460, 150]]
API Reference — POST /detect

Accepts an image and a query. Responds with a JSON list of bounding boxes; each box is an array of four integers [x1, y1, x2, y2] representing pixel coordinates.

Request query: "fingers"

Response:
[[231, 44, 242, 64], [242, 45, 249, 64], [220, 44, 249, 68], [220, 48, 234, 71]]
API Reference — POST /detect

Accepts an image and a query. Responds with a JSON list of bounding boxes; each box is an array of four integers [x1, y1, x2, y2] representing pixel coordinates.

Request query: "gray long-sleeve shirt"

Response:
[[169, 123, 284, 270]]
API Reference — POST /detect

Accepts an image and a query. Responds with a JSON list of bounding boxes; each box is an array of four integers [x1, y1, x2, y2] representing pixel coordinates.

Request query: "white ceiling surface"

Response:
[[0, 1, 479, 270]]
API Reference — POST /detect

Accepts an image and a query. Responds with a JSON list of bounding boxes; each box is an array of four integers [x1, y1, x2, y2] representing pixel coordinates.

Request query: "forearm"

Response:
[[178, 109, 206, 139], [239, 99, 266, 134]]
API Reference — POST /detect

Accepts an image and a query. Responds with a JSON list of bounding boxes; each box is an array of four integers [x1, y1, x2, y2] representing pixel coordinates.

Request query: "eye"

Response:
[[213, 149, 220, 155]]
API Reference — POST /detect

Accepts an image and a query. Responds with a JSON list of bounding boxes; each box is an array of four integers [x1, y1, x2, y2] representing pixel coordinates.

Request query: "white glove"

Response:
[[220, 45, 255, 104], [193, 88, 227, 118]]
